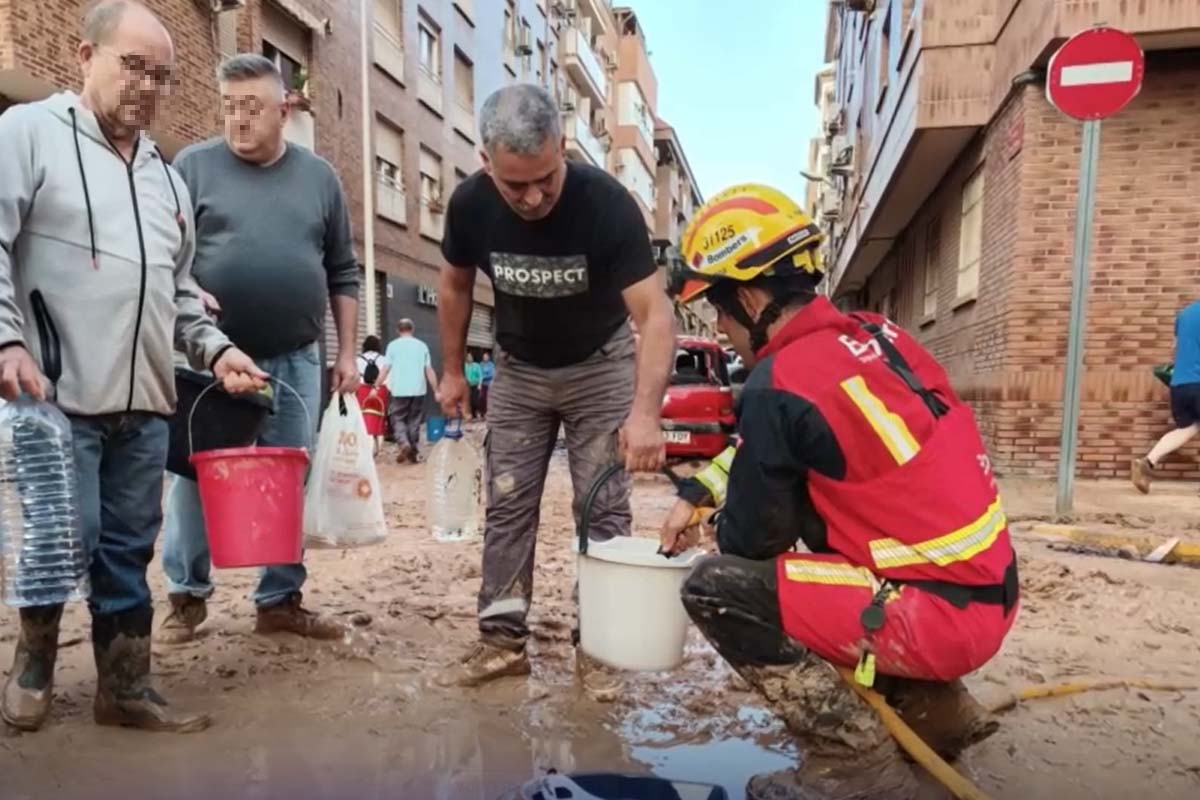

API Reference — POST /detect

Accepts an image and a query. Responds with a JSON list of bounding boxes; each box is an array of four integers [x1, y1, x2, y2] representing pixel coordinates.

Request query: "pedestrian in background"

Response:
[[479, 351, 495, 419], [157, 53, 361, 647], [0, 0, 264, 734], [435, 84, 675, 688], [385, 318, 439, 463], [1132, 298, 1200, 493], [465, 352, 484, 420], [357, 334, 390, 455]]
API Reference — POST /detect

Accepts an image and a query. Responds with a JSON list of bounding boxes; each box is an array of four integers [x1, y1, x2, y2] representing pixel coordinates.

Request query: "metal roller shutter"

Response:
[[466, 302, 494, 349], [323, 268, 384, 364]]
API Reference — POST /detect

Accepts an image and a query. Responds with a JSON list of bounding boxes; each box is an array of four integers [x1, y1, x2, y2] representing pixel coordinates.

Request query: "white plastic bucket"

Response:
[[575, 536, 702, 672]]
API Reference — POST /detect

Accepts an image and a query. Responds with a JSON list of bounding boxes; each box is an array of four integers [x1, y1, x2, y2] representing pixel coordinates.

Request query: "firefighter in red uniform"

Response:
[[660, 184, 1019, 800]]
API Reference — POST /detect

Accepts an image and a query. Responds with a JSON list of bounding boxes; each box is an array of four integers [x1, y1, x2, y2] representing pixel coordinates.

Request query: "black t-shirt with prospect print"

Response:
[[441, 161, 656, 368]]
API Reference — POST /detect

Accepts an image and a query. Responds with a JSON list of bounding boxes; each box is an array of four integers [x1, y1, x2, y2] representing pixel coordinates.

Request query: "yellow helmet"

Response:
[[674, 183, 825, 304]]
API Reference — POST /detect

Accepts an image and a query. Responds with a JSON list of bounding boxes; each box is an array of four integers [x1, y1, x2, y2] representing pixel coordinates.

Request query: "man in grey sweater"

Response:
[[158, 54, 361, 644], [0, 0, 264, 734]]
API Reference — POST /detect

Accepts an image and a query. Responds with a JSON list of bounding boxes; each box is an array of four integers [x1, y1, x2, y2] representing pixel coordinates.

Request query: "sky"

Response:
[[631, 0, 831, 204]]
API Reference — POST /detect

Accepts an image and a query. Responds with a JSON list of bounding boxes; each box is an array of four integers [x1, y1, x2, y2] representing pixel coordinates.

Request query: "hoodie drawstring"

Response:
[[68, 108, 99, 271]]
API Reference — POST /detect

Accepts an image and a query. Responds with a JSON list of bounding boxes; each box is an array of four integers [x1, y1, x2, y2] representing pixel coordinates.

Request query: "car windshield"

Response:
[[670, 346, 728, 386]]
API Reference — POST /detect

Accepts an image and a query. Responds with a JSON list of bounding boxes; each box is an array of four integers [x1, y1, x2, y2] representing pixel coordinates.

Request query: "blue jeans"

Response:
[[69, 413, 170, 616], [161, 344, 321, 608]]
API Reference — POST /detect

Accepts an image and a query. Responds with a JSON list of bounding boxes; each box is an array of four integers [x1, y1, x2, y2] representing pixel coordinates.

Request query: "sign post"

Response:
[[1046, 26, 1144, 514]]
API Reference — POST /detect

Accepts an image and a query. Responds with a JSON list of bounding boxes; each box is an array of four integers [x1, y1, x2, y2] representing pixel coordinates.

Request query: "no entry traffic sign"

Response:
[[1047, 26, 1145, 121]]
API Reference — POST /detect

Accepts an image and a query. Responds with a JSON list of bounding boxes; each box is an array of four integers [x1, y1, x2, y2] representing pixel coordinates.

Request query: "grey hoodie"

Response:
[[0, 92, 229, 417]]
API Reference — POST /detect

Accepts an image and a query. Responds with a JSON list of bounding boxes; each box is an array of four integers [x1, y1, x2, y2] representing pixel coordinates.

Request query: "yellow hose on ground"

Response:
[[987, 679, 1198, 714], [836, 669, 1199, 800], [837, 667, 993, 800]]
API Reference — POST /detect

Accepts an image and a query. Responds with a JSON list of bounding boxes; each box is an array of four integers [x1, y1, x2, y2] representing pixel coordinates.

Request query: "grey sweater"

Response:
[[174, 139, 360, 360], [0, 92, 229, 416]]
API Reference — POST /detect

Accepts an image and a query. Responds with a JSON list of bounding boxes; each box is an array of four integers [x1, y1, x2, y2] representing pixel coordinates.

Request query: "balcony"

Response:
[[376, 177, 407, 226], [563, 26, 607, 104], [418, 68, 443, 116], [373, 26, 404, 84], [564, 112, 606, 168], [283, 109, 314, 150], [451, 101, 475, 142], [420, 201, 445, 242]]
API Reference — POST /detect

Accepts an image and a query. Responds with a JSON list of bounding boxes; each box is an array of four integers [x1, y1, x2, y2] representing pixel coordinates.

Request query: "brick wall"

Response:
[[868, 51, 1200, 478]]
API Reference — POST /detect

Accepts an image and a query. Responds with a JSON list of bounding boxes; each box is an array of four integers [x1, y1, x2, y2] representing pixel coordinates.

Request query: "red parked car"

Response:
[[661, 336, 737, 460]]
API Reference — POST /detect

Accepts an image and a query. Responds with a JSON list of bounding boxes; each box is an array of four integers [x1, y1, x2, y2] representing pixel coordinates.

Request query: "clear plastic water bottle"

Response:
[[426, 418, 482, 543], [0, 395, 89, 608]]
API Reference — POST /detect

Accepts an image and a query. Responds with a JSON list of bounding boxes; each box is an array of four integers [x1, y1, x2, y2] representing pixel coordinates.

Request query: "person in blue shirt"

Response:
[[1132, 299, 1200, 492], [383, 319, 439, 463], [479, 352, 496, 419]]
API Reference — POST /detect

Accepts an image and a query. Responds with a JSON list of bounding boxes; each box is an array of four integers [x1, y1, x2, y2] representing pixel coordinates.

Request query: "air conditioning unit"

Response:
[[516, 28, 534, 56], [592, 115, 609, 137], [560, 86, 578, 112], [831, 136, 853, 167], [823, 106, 844, 137], [553, 0, 578, 17], [210, 0, 246, 11], [820, 192, 841, 221], [830, 161, 855, 179]]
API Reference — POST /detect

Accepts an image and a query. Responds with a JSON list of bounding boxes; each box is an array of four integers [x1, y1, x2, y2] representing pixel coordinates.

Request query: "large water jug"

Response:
[[0, 290, 89, 608], [426, 418, 482, 542]]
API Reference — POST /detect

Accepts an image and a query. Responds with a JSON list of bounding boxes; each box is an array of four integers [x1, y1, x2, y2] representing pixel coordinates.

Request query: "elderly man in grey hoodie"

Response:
[[0, 0, 263, 734]]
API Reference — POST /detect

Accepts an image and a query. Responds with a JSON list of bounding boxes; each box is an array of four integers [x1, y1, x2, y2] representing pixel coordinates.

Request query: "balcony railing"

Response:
[[283, 109, 314, 150], [376, 177, 407, 226], [564, 112, 606, 168], [563, 27, 607, 104], [418, 68, 443, 115], [373, 25, 404, 84]]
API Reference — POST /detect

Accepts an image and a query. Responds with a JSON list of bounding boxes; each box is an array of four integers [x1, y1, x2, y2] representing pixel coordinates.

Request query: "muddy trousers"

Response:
[[682, 555, 921, 800], [478, 326, 636, 650], [388, 395, 425, 451]]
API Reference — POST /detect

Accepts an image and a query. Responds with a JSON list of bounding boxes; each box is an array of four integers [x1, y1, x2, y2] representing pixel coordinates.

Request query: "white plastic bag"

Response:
[[303, 394, 388, 549]]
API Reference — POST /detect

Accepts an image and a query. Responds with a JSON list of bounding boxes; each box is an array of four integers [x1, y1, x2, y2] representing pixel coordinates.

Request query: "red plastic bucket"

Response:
[[191, 446, 310, 568]]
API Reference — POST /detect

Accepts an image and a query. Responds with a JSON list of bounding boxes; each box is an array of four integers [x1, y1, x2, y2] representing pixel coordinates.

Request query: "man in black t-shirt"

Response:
[[435, 84, 676, 688]]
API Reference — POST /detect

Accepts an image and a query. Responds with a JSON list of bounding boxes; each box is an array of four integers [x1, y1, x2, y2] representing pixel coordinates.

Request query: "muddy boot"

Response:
[[738, 654, 920, 800], [255, 592, 346, 640], [885, 678, 998, 761], [92, 606, 211, 733], [1, 604, 64, 731], [436, 641, 531, 688], [1131, 458, 1154, 494], [574, 647, 623, 703], [154, 594, 207, 646]]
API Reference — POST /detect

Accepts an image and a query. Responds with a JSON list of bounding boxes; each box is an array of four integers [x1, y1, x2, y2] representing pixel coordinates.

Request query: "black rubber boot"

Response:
[[886, 677, 999, 761], [92, 605, 210, 733], [1, 604, 64, 731]]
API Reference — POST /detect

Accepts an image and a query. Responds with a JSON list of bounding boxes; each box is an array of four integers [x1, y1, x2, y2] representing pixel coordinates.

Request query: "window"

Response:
[[536, 41, 545, 84], [375, 120, 404, 188], [419, 146, 444, 207], [956, 167, 985, 299], [374, 0, 401, 39], [419, 19, 440, 78], [877, 9, 891, 109], [454, 50, 473, 109], [922, 217, 940, 319], [503, 3, 517, 59], [520, 19, 533, 76], [263, 41, 304, 93]]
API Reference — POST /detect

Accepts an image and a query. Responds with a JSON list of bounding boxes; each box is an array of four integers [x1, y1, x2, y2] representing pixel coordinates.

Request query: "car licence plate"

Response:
[[664, 431, 692, 444]]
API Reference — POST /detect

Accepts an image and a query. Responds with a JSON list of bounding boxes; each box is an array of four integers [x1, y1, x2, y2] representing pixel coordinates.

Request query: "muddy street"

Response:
[[2, 441, 1200, 800]]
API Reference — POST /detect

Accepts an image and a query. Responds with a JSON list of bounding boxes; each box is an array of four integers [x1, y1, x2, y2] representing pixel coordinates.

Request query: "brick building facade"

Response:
[[816, 0, 1200, 479], [1, 0, 707, 398]]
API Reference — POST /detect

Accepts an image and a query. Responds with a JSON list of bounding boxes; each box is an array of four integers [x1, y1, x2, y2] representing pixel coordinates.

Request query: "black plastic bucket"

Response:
[[166, 367, 274, 480]]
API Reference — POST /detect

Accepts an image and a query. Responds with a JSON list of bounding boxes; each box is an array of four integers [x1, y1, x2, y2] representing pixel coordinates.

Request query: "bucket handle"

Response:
[[186, 376, 310, 457], [576, 463, 686, 556]]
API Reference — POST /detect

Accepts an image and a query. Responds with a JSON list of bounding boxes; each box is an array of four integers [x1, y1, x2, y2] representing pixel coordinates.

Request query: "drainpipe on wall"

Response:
[[360, 0, 378, 335]]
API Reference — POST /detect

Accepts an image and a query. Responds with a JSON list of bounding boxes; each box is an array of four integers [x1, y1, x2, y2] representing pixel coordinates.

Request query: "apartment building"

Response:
[[653, 118, 713, 337], [0, 0, 702, 377], [805, 63, 836, 277], [818, 0, 1200, 479]]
